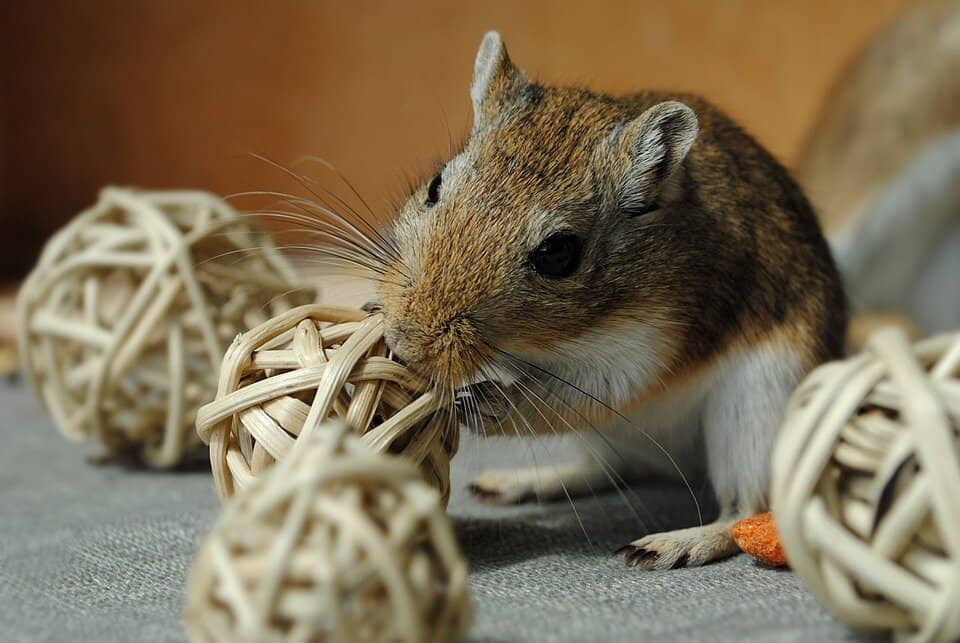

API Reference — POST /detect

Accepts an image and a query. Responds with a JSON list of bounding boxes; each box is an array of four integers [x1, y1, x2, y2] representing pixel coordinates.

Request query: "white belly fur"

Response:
[[579, 333, 809, 513]]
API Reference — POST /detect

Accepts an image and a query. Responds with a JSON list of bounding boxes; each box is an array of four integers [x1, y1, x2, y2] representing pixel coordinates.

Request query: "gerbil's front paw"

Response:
[[469, 464, 607, 505], [615, 521, 739, 570], [469, 468, 544, 505]]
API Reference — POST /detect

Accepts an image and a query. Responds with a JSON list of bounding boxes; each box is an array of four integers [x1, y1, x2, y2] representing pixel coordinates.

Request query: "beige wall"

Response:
[[1, 0, 908, 279]]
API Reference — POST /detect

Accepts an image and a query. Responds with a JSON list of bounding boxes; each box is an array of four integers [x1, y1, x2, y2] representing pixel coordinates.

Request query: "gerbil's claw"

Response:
[[361, 301, 382, 313], [617, 521, 739, 571], [616, 545, 662, 569], [613, 544, 636, 557]]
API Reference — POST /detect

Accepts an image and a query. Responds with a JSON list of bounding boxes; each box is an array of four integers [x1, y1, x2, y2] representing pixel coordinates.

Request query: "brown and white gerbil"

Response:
[[375, 32, 846, 570]]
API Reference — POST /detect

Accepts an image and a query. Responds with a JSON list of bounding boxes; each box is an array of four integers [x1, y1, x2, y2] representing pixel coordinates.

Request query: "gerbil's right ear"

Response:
[[615, 101, 699, 215], [471, 31, 525, 130]]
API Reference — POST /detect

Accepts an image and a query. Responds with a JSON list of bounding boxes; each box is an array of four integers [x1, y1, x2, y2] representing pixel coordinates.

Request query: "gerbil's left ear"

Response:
[[616, 101, 699, 215], [471, 31, 525, 130]]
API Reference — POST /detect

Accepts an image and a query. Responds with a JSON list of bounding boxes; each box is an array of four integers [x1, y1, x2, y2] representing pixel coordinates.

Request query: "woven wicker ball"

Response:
[[772, 328, 960, 642], [195, 304, 459, 505], [17, 187, 314, 468], [183, 420, 472, 643]]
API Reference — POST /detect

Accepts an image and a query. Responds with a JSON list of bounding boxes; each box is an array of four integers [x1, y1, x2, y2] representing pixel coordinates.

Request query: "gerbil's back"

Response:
[[621, 91, 847, 364]]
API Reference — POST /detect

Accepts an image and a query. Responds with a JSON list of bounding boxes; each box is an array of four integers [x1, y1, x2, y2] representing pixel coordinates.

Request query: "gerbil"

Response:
[[376, 32, 846, 570]]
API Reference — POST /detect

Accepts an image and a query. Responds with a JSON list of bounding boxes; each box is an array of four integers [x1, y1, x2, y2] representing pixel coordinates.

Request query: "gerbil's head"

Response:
[[379, 32, 699, 403]]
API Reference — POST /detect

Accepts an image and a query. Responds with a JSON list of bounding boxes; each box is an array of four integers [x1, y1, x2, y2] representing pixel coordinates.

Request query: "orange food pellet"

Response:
[[730, 512, 788, 567]]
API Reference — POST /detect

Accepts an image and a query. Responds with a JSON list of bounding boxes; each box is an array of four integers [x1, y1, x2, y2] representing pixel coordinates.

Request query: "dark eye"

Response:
[[624, 200, 659, 218], [425, 173, 442, 206], [529, 232, 583, 278]]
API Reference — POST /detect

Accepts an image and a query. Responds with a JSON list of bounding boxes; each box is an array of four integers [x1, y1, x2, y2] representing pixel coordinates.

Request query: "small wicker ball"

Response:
[[183, 420, 472, 643], [17, 187, 314, 467], [772, 328, 960, 642], [195, 304, 459, 505]]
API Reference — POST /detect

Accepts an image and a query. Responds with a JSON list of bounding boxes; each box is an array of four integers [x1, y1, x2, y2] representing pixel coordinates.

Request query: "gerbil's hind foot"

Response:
[[469, 463, 613, 505], [616, 520, 738, 570]]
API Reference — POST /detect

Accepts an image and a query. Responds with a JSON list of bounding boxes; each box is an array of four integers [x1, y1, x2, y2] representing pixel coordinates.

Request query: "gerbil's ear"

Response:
[[616, 101, 699, 215], [471, 31, 525, 129]]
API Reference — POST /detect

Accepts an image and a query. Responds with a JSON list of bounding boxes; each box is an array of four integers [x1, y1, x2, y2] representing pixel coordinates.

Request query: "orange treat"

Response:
[[731, 512, 788, 567]]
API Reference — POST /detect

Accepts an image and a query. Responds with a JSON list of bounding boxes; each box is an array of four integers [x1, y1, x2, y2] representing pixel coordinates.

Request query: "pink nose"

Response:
[[383, 321, 416, 365]]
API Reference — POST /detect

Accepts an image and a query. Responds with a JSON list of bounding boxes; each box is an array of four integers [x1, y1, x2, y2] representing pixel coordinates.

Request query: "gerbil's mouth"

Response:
[[455, 381, 513, 434], [454, 364, 519, 434]]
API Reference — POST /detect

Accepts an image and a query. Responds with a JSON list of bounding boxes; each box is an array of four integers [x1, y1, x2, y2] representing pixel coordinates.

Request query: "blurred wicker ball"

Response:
[[17, 187, 314, 467], [772, 328, 960, 642], [183, 420, 472, 643], [195, 305, 459, 505]]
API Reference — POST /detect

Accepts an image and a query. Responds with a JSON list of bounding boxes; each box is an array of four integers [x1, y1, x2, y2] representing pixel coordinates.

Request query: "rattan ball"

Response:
[[195, 304, 459, 506], [771, 328, 960, 642], [17, 187, 314, 468], [183, 420, 472, 643]]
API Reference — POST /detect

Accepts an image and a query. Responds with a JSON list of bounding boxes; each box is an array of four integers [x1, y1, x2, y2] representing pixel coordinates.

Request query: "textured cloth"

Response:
[[0, 383, 883, 642]]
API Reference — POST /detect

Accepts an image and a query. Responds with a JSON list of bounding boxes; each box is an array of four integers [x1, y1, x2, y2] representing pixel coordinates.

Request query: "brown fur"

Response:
[[379, 36, 846, 424]]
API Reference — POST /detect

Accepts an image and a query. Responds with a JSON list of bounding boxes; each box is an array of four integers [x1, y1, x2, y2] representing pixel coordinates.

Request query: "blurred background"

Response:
[[1, 0, 909, 283], [6, 0, 960, 358]]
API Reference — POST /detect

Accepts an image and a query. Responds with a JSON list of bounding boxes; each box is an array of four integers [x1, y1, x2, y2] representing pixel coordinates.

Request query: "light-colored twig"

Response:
[[195, 305, 459, 506], [17, 187, 315, 467], [772, 328, 960, 643], [184, 420, 472, 643]]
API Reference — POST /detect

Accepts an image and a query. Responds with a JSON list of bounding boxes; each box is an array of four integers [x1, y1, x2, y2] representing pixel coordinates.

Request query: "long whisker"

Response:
[[492, 346, 703, 527], [197, 247, 403, 286], [279, 155, 402, 260], [437, 102, 455, 160], [507, 373, 656, 533], [273, 244, 389, 275], [203, 216, 384, 272], [293, 156, 398, 251], [231, 194, 397, 268], [503, 369, 643, 523], [477, 368, 590, 541], [475, 365, 551, 515], [257, 285, 322, 311], [239, 155, 401, 262], [493, 373, 590, 540], [196, 243, 400, 285], [285, 260, 403, 287], [241, 207, 391, 261]]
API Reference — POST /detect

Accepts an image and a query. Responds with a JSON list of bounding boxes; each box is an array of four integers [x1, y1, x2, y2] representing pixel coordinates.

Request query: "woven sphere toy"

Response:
[[771, 328, 960, 642], [17, 187, 314, 468], [183, 420, 472, 643], [195, 304, 459, 506]]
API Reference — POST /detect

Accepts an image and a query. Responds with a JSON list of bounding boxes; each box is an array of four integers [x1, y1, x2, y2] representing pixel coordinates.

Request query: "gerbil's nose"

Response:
[[383, 321, 415, 365]]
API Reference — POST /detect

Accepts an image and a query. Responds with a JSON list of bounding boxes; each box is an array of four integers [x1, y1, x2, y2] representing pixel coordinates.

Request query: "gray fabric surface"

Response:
[[0, 382, 884, 642]]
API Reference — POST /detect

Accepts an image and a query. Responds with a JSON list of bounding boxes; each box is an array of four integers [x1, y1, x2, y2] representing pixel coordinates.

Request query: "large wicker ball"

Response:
[[772, 328, 960, 642], [17, 187, 314, 467], [183, 420, 472, 643], [195, 305, 459, 505]]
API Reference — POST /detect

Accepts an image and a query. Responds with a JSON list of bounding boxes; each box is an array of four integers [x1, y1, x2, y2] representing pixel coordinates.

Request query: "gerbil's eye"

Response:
[[624, 200, 659, 218], [425, 173, 442, 207], [529, 232, 582, 279]]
